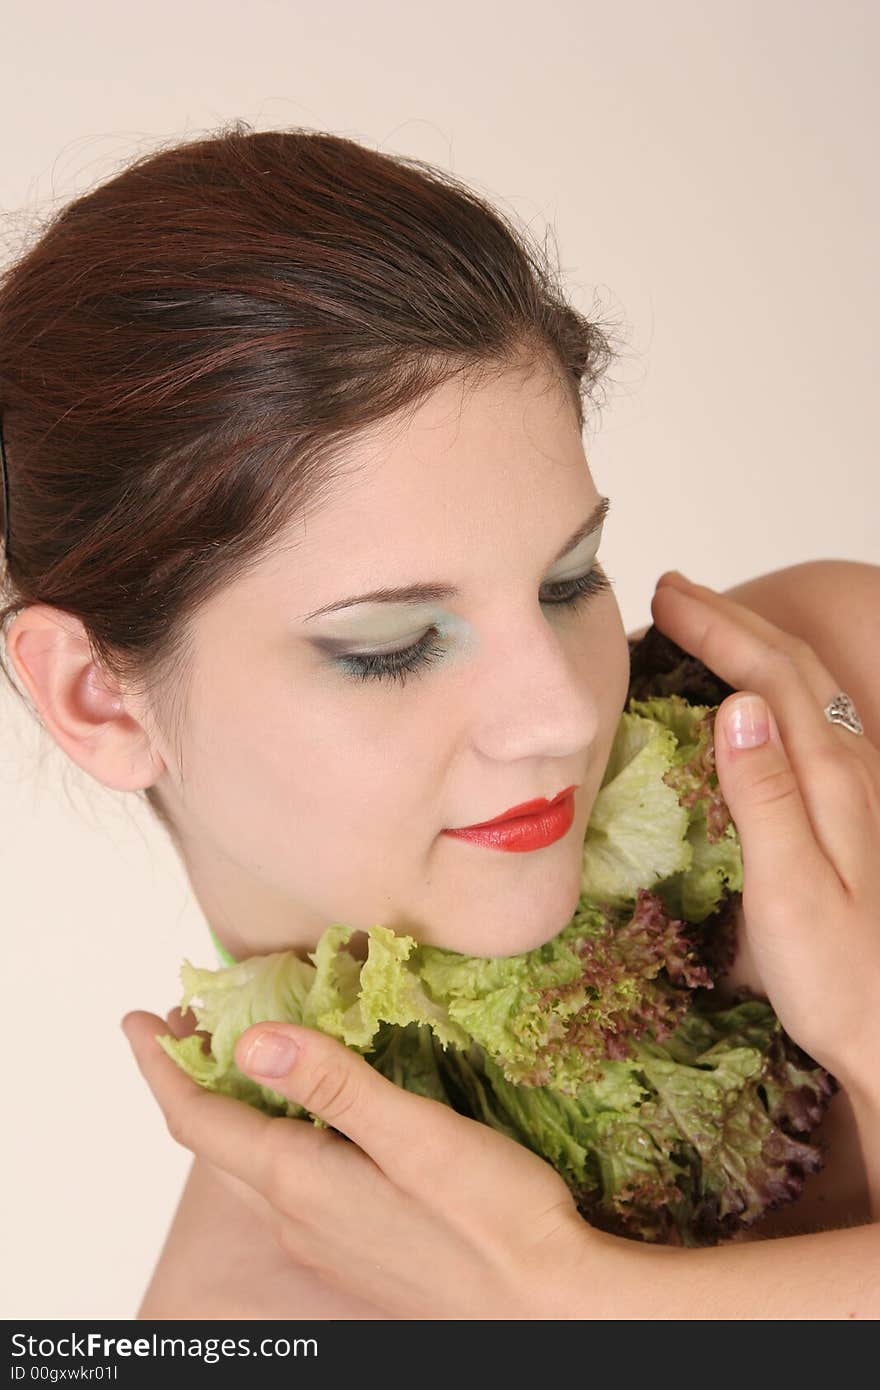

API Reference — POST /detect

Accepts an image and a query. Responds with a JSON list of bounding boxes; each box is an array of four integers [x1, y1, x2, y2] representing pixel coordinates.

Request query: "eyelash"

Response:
[[335, 563, 614, 688]]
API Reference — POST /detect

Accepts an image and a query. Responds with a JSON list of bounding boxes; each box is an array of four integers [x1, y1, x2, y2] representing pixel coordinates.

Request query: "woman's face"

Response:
[[152, 359, 632, 960]]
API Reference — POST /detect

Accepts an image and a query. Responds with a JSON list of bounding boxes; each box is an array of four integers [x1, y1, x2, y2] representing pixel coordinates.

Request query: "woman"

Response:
[[2, 123, 877, 1319]]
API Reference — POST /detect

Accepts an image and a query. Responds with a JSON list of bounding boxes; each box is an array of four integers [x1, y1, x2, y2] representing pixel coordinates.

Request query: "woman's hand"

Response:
[[651, 570, 880, 1093], [121, 1008, 629, 1321]]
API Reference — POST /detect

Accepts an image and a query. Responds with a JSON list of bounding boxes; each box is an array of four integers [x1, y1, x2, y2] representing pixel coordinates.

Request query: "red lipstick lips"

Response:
[[457, 785, 578, 828], [442, 785, 578, 853]]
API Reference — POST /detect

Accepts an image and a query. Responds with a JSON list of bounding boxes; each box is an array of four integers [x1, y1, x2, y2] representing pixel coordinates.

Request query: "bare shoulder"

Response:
[[630, 560, 879, 747]]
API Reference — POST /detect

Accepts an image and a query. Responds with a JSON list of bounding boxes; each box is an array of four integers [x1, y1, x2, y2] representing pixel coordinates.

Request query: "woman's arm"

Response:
[[577, 1218, 880, 1320]]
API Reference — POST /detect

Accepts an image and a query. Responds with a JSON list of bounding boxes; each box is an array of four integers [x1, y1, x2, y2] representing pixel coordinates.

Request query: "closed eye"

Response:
[[333, 563, 614, 688]]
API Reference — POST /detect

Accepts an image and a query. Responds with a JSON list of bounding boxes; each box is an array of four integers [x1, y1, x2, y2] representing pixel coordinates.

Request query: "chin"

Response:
[[409, 836, 587, 956], [453, 884, 583, 959], [476, 920, 574, 959]]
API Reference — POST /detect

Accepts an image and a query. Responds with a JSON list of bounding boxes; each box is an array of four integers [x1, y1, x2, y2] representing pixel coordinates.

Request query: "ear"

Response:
[[6, 604, 168, 792]]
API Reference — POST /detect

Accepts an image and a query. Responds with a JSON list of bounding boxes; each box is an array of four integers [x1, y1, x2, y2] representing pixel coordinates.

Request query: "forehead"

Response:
[[225, 362, 595, 620]]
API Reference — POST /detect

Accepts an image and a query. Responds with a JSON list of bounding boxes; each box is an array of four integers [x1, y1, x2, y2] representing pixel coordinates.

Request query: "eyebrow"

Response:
[[301, 495, 611, 622]]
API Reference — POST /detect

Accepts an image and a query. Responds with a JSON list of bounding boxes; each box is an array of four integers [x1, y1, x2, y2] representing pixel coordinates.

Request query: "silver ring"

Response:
[[823, 692, 864, 736]]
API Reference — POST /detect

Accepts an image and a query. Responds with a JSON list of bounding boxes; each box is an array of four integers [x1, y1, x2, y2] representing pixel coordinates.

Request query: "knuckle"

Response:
[[164, 1105, 191, 1150], [765, 639, 802, 676], [300, 1062, 360, 1127], [733, 640, 796, 695], [164, 1085, 216, 1151], [748, 761, 800, 809], [779, 630, 813, 663], [700, 614, 731, 669]]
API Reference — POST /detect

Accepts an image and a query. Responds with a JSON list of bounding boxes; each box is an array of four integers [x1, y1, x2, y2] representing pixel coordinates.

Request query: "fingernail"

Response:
[[725, 695, 770, 749], [241, 1029, 299, 1077]]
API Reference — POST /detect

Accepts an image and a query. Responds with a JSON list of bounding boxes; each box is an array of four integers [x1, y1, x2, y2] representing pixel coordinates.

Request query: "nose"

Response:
[[464, 610, 600, 762]]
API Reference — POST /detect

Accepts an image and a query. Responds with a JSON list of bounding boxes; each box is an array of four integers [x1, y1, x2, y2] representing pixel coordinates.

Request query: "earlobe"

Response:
[[6, 603, 167, 793]]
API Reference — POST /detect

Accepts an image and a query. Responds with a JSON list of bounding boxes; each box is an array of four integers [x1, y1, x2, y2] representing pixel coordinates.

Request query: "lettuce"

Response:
[[158, 636, 836, 1246]]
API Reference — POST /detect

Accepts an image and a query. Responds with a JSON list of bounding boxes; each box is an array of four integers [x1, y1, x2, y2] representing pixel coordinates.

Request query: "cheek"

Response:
[[567, 612, 631, 792], [569, 600, 630, 700], [186, 672, 439, 862]]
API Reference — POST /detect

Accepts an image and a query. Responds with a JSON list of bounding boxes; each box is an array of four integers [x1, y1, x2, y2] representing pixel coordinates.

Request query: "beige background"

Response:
[[1, 0, 876, 1320]]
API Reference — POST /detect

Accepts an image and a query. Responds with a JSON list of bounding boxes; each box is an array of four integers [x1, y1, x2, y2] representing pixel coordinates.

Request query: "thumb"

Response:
[[233, 1021, 467, 1185], [713, 691, 827, 907], [233, 1021, 570, 1232]]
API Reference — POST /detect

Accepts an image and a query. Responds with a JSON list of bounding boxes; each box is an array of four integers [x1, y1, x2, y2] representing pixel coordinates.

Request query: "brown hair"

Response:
[[0, 120, 622, 839]]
